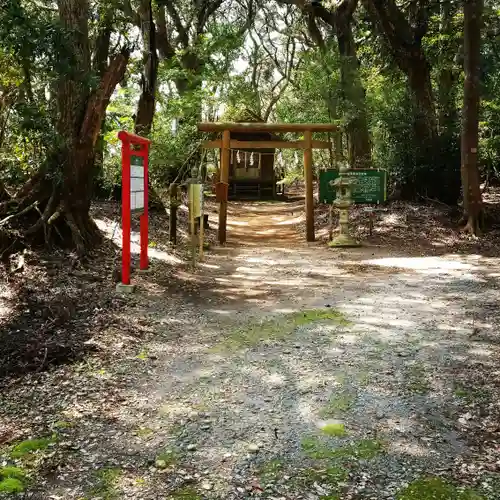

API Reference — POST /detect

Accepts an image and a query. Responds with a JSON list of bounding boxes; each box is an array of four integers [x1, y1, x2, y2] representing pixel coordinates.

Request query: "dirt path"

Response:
[[1, 200, 500, 499]]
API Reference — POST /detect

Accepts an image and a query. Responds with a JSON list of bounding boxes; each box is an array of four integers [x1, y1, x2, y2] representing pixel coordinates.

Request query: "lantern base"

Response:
[[328, 234, 361, 248]]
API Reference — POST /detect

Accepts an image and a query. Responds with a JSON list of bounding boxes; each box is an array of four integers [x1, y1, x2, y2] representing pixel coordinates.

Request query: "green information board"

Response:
[[319, 169, 387, 204]]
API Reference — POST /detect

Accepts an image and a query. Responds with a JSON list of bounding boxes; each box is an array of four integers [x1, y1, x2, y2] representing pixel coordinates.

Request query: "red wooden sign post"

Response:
[[117, 131, 151, 291]]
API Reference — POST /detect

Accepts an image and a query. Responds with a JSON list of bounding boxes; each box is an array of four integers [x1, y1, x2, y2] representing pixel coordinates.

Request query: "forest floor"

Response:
[[2, 192, 500, 499]]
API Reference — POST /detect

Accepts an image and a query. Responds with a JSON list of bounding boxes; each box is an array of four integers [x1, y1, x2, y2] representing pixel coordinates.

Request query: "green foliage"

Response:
[[396, 477, 484, 500], [90, 468, 122, 499], [1, 0, 500, 212], [0, 477, 24, 493], [0, 465, 27, 493], [10, 436, 55, 459]]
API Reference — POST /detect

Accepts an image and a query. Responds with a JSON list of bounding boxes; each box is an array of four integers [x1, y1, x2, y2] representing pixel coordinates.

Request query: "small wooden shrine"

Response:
[[227, 110, 279, 199], [199, 120, 338, 243]]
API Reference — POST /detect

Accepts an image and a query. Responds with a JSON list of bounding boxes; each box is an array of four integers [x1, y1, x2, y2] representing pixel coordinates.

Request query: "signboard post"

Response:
[[188, 168, 203, 268], [117, 131, 151, 292], [319, 169, 387, 205]]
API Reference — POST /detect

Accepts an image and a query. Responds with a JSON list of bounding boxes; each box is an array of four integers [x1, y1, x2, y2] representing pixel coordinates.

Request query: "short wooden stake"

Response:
[[169, 183, 178, 246]]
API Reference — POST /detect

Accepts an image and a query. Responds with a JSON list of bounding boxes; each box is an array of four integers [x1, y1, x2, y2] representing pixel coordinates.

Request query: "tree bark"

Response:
[[304, 0, 371, 167], [1, 0, 129, 255], [335, 1, 371, 167], [438, 1, 458, 134], [364, 0, 437, 142], [461, 0, 483, 234], [135, 0, 158, 136]]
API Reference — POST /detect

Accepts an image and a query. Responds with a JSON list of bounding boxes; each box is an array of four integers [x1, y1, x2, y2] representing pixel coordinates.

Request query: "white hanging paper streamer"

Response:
[[237, 150, 241, 163], [250, 152, 254, 166], [258, 152, 262, 170]]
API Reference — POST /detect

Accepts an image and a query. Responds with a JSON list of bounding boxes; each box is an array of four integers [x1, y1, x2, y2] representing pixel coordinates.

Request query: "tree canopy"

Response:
[[0, 0, 498, 253]]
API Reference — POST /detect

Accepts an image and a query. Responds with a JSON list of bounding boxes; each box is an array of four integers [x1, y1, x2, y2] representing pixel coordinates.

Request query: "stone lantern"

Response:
[[328, 163, 360, 247]]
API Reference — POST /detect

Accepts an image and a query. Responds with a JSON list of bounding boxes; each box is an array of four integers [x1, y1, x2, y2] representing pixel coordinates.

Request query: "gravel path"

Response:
[[1, 201, 500, 499]]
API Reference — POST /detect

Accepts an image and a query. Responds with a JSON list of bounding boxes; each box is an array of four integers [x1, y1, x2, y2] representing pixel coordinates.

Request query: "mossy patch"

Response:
[[338, 439, 384, 460], [301, 436, 384, 461], [295, 465, 348, 499], [155, 449, 179, 469], [299, 464, 348, 485], [257, 459, 284, 479], [136, 349, 150, 360], [453, 384, 490, 404], [10, 436, 56, 460], [0, 477, 24, 494], [0, 466, 27, 493], [319, 391, 356, 417], [320, 422, 347, 437], [396, 477, 484, 500], [52, 420, 73, 430], [210, 309, 349, 352], [134, 426, 154, 438], [167, 486, 202, 499], [404, 363, 431, 395], [90, 468, 122, 499]]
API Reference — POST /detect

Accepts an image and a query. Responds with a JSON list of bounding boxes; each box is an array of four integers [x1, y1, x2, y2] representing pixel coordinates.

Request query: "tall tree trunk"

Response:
[[336, 7, 371, 168], [306, 0, 371, 167], [461, 0, 483, 234], [0, 0, 129, 255], [438, 2, 458, 134], [365, 0, 437, 142], [135, 0, 158, 136]]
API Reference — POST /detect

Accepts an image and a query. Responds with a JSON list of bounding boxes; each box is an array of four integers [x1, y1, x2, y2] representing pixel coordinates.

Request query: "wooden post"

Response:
[[169, 183, 178, 245], [219, 129, 230, 244], [304, 130, 315, 242]]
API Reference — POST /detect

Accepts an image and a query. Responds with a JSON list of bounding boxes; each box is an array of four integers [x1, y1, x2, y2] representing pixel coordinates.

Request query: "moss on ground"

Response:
[[0, 476, 25, 494], [299, 464, 348, 485], [453, 384, 490, 404], [0, 435, 58, 494], [301, 435, 384, 461], [155, 449, 179, 469], [396, 477, 484, 499], [134, 426, 154, 438], [404, 363, 431, 395], [320, 422, 347, 437], [319, 391, 356, 417], [0, 466, 28, 494], [257, 459, 284, 479], [10, 436, 56, 459], [89, 468, 122, 499], [210, 309, 349, 351], [167, 486, 202, 499]]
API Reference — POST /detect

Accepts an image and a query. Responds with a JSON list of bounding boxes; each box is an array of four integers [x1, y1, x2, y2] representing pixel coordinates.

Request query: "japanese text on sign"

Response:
[[130, 156, 144, 211], [319, 169, 387, 204]]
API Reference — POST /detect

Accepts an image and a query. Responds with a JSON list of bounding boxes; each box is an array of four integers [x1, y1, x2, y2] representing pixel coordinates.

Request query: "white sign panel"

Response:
[[130, 160, 144, 211]]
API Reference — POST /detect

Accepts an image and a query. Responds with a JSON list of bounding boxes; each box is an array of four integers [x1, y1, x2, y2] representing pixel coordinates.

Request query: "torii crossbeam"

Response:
[[198, 122, 339, 244]]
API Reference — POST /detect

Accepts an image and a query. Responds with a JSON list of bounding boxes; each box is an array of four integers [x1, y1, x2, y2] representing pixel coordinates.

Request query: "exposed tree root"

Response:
[[461, 211, 484, 237], [0, 179, 101, 259]]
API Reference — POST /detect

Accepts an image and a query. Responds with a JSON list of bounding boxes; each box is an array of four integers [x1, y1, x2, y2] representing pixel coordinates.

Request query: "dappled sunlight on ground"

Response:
[[3, 199, 500, 498]]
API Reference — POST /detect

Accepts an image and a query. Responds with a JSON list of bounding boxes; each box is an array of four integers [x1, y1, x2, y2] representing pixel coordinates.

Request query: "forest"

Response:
[[0, 0, 498, 254], [1, 1, 500, 499]]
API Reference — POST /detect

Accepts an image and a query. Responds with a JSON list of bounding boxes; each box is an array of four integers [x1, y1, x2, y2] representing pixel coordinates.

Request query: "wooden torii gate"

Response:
[[198, 122, 339, 244]]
